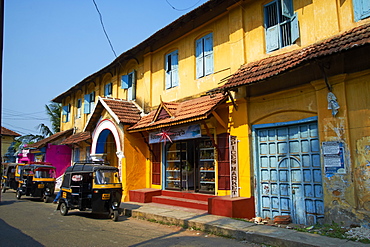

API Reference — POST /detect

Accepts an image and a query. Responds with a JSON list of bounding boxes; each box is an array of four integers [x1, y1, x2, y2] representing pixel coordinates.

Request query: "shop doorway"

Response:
[[164, 138, 215, 194]]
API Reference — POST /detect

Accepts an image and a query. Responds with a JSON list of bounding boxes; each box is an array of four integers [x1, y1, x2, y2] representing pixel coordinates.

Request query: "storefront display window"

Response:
[[198, 139, 215, 193], [164, 137, 215, 194], [165, 142, 189, 190]]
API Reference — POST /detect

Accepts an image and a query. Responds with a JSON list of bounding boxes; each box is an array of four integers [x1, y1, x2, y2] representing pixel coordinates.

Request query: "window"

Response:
[[353, 0, 370, 21], [104, 83, 112, 97], [196, 33, 213, 79], [165, 50, 179, 89], [62, 104, 71, 123], [264, 0, 299, 53], [76, 98, 82, 119], [84, 91, 95, 114], [121, 70, 136, 100], [74, 148, 80, 162], [86, 146, 91, 161]]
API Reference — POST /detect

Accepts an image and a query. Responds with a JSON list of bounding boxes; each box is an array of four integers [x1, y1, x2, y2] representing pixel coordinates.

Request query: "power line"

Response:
[[92, 0, 117, 58], [165, 0, 203, 11]]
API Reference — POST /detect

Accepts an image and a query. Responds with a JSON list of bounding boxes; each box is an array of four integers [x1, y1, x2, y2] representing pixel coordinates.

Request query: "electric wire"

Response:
[[165, 0, 203, 11], [92, 0, 117, 58]]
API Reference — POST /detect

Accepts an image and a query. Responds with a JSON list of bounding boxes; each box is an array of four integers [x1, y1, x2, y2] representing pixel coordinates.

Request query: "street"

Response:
[[0, 190, 261, 247]]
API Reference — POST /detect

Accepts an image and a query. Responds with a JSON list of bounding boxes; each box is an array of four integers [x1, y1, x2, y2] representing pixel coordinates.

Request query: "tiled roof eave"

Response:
[[222, 22, 370, 91], [128, 115, 209, 133]]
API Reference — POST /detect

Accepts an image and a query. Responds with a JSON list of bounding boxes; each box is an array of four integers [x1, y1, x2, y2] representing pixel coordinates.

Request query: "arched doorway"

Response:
[[91, 119, 122, 170]]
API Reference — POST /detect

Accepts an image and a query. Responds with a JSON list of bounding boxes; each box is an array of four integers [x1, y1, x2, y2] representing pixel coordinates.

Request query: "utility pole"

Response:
[[0, 0, 4, 202]]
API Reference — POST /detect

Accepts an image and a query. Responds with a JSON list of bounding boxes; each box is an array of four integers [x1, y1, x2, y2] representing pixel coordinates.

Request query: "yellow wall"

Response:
[[1, 136, 16, 161]]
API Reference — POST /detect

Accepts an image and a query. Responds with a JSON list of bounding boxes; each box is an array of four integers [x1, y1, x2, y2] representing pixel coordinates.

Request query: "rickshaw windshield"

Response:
[[35, 169, 56, 178], [95, 169, 120, 184]]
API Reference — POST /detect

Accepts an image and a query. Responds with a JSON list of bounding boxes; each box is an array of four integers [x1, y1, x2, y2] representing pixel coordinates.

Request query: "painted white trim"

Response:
[[91, 119, 122, 155]]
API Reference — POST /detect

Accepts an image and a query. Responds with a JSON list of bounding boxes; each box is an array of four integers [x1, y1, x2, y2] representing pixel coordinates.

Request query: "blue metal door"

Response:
[[256, 121, 324, 225]]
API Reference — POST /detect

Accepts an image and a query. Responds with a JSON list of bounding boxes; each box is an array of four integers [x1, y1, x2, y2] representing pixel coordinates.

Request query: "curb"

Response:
[[121, 205, 368, 247]]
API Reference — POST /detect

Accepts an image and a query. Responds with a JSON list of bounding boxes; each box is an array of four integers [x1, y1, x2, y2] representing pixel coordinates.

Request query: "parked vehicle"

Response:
[[57, 161, 122, 221], [16, 162, 56, 203], [1, 163, 20, 192]]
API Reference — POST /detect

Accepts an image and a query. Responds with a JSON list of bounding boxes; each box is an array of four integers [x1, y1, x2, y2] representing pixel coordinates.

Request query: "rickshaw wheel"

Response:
[[60, 202, 69, 216], [16, 190, 22, 200], [43, 196, 50, 203], [110, 209, 119, 222]]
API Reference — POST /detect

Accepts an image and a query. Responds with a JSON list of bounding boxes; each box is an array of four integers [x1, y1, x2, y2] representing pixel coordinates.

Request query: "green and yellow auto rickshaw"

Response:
[[57, 161, 122, 221], [16, 162, 56, 202], [1, 163, 19, 192]]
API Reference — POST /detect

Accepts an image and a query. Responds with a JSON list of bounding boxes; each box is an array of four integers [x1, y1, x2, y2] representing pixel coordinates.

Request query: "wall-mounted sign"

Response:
[[322, 141, 345, 174], [229, 135, 239, 198], [149, 124, 201, 144]]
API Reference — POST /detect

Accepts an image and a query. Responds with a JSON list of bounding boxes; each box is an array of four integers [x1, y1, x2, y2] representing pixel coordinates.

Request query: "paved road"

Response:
[[0, 191, 261, 247]]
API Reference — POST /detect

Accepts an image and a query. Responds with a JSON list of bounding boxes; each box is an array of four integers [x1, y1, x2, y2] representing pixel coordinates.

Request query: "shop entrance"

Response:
[[164, 138, 215, 194]]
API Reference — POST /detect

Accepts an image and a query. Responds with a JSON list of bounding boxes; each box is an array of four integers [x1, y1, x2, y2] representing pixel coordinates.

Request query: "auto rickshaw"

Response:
[[1, 163, 19, 192], [16, 162, 56, 203], [57, 161, 122, 221]]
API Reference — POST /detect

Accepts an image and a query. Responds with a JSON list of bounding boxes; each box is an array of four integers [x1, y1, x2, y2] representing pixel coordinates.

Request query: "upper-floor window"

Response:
[[196, 33, 213, 79], [264, 0, 299, 53], [104, 83, 113, 97], [76, 98, 82, 119], [165, 50, 179, 89], [84, 91, 95, 114], [121, 70, 136, 100], [62, 104, 71, 123], [353, 0, 370, 21]]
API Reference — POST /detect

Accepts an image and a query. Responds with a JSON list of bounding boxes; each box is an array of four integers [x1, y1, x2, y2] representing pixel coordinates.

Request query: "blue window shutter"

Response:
[[165, 53, 172, 89], [84, 94, 90, 114], [265, 1, 280, 52], [121, 75, 129, 89], [171, 51, 179, 87], [195, 38, 204, 78], [204, 33, 214, 76], [62, 105, 68, 115], [281, 0, 292, 18], [354, 0, 370, 21], [104, 84, 108, 96], [291, 12, 299, 43], [266, 25, 279, 52], [108, 83, 112, 95], [128, 70, 136, 100]]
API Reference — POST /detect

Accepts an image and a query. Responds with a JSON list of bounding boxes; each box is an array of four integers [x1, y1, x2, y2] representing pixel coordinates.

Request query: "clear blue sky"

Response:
[[3, 0, 209, 136]]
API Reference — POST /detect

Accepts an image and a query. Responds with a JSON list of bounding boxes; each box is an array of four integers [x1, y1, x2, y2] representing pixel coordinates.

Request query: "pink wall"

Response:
[[45, 144, 72, 177]]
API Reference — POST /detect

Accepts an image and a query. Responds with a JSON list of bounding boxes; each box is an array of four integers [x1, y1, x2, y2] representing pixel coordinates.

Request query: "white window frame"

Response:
[[165, 50, 179, 89], [195, 33, 214, 79], [264, 0, 299, 53]]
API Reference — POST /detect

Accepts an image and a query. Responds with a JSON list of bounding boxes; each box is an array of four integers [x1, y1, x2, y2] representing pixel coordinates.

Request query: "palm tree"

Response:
[[38, 102, 61, 137]]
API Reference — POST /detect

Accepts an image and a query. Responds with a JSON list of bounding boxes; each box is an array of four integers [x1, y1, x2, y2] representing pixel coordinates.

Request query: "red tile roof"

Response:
[[27, 129, 74, 149], [221, 22, 370, 91], [1, 127, 21, 137], [60, 131, 91, 145], [101, 98, 142, 124], [128, 93, 227, 132]]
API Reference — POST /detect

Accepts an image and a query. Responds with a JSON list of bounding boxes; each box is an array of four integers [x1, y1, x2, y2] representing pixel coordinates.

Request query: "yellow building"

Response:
[[53, 0, 370, 225], [1, 127, 21, 162]]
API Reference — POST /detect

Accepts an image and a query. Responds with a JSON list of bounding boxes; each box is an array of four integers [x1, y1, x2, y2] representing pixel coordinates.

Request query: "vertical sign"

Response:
[[229, 135, 239, 198]]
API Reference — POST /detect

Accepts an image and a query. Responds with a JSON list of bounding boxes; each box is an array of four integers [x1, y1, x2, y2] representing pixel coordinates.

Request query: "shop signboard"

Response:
[[229, 135, 239, 198], [149, 124, 201, 144]]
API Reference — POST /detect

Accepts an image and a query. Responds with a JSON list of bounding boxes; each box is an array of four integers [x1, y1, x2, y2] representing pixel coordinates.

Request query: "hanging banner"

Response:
[[149, 124, 201, 144], [229, 135, 239, 198]]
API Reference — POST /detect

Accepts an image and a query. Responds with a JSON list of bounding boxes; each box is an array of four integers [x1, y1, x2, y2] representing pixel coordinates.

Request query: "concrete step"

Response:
[[152, 195, 208, 210], [161, 190, 215, 202]]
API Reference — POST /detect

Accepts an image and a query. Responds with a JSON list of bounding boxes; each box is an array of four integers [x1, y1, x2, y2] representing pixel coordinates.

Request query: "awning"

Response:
[[60, 131, 91, 145], [128, 93, 227, 133]]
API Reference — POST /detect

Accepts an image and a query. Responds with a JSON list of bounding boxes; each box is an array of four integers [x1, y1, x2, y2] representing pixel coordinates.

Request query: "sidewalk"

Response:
[[120, 202, 368, 247]]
